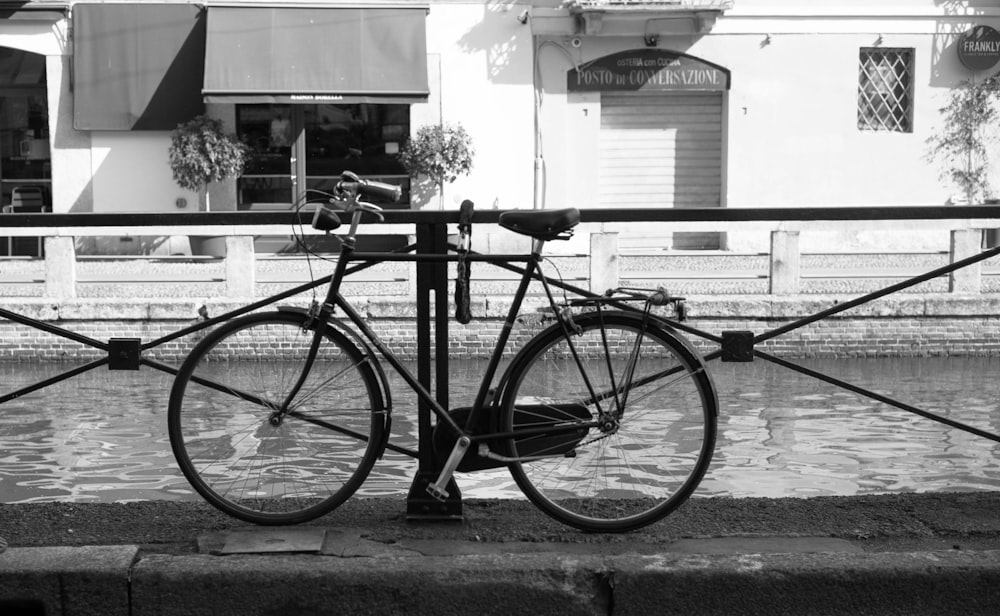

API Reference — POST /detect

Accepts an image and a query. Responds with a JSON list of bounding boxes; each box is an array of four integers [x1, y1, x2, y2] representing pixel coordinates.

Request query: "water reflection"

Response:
[[1, 357, 998, 503]]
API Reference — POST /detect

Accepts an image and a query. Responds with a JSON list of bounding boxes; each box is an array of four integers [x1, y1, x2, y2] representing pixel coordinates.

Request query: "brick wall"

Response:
[[3, 301, 1000, 362]]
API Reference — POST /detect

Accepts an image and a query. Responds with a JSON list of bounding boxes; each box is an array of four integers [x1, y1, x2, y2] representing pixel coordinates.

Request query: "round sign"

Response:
[[958, 25, 1000, 71]]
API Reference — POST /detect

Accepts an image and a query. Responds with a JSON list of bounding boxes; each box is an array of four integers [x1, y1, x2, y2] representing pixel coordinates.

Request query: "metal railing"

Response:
[[3, 205, 1000, 517], [3, 206, 1000, 300]]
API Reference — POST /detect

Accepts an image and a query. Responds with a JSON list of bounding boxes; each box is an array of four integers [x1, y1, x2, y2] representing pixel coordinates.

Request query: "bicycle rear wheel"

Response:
[[500, 311, 717, 532], [168, 311, 386, 525]]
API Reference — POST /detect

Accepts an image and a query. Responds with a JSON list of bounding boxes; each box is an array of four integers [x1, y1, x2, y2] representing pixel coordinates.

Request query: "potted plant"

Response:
[[398, 122, 474, 209], [168, 115, 250, 255], [926, 74, 1000, 206]]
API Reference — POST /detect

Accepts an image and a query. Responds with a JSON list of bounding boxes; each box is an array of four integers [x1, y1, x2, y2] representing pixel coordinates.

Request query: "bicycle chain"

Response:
[[577, 430, 614, 449]]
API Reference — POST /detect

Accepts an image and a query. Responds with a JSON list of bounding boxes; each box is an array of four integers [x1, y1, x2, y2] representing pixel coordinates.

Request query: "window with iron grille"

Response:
[[858, 48, 914, 132]]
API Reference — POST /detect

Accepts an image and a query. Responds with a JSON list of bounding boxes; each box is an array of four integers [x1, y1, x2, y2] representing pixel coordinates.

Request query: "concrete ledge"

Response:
[[132, 552, 605, 616], [4, 495, 1000, 615], [613, 550, 1000, 616], [7, 294, 1000, 321], [126, 549, 1000, 616], [0, 545, 138, 616]]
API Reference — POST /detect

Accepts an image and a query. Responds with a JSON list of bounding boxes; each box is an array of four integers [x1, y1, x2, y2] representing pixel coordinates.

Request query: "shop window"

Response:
[[303, 104, 409, 205], [237, 104, 410, 253], [238, 105, 295, 207], [0, 48, 50, 258], [857, 48, 913, 133], [237, 104, 409, 209]]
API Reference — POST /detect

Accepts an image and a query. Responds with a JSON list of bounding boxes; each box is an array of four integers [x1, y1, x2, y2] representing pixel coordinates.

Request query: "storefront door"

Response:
[[570, 48, 729, 250], [599, 91, 724, 249], [0, 47, 50, 257], [236, 103, 411, 253]]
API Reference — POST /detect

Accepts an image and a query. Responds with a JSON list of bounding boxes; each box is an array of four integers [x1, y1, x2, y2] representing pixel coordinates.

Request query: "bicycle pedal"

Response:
[[426, 483, 449, 502]]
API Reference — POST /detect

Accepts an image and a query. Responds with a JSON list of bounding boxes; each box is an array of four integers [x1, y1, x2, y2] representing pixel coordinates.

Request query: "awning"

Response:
[[73, 3, 206, 130], [0, 0, 67, 21], [203, 7, 429, 104]]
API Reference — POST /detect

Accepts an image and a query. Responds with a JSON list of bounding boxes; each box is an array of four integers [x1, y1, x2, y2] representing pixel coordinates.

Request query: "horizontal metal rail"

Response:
[[2, 204, 1000, 227]]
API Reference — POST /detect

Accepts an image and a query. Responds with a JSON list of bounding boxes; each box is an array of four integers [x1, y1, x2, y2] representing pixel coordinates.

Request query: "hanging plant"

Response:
[[926, 74, 1000, 204], [168, 115, 250, 211], [398, 122, 474, 209]]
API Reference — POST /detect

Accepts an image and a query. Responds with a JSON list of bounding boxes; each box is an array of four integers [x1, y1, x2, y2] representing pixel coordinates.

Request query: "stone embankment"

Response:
[[3, 294, 1000, 361], [2, 493, 1000, 615]]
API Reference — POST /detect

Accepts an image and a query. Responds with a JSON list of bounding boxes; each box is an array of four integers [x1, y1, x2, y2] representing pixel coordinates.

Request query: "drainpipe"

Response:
[[533, 145, 545, 210], [533, 38, 580, 211], [533, 35, 545, 210]]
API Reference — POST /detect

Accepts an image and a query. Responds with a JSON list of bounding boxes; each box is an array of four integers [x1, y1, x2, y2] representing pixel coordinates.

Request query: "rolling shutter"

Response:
[[599, 91, 723, 249]]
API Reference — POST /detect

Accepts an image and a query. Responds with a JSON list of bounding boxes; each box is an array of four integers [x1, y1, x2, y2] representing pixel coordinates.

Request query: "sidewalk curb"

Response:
[[0, 545, 137, 616], [4, 545, 1000, 615], [128, 549, 1000, 616]]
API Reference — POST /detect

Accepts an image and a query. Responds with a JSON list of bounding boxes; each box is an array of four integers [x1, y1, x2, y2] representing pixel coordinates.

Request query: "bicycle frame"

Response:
[[281, 206, 668, 496], [259, 186, 705, 504], [305, 233, 601, 441]]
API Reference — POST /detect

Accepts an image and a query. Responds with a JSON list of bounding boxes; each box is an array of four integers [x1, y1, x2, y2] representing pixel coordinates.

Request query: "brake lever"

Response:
[[354, 200, 385, 223]]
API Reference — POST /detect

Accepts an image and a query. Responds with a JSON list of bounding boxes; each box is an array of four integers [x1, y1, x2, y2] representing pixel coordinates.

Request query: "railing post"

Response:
[[44, 236, 76, 300], [590, 231, 619, 295], [949, 228, 982, 293], [407, 233, 418, 301], [769, 229, 801, 295], [224, 235, 255, 298]]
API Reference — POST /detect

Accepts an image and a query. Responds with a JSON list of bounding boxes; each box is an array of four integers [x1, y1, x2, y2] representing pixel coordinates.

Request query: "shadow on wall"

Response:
[[930, 0, 994, 86], [407, 176, 438, 209], [457, 0, 531, 85], [60, 178, 196, 256], [74, 235, 195, 256]]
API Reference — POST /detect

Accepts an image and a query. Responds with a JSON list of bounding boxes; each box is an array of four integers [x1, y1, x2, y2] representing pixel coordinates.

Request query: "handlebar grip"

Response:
[[360, 179, 402, 203], [340, 178, 401, 203]]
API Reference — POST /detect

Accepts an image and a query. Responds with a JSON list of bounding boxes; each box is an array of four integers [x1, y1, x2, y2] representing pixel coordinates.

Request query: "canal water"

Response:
[[1, 356, 998, 504]]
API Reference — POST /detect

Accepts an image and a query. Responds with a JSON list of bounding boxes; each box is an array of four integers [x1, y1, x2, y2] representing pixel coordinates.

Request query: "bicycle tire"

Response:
[[168, 310, 386, 525], [499, 311, 717, 532]]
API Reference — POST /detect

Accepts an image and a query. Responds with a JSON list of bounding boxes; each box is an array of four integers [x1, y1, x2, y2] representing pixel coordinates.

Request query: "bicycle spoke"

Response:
[[169, 312, 385, 525], [503, 312, 716, 532]]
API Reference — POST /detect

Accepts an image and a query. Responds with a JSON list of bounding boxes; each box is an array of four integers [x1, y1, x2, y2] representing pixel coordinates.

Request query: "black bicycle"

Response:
[[167, 172, 718, 532]]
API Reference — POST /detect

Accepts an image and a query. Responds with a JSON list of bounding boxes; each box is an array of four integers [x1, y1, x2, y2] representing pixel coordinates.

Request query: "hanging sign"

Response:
[[958, 25, 1000, 71], [568, 49, 730, 93]]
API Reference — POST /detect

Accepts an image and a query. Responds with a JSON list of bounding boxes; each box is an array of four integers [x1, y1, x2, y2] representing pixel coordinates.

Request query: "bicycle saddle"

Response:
[[498, 208, 580, 241]]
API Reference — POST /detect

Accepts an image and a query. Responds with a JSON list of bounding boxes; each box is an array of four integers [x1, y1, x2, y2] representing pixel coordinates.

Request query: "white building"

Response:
[[1, 0, 998, 255]]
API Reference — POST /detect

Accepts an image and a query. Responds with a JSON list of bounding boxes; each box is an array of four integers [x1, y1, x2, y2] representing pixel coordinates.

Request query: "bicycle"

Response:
[[167, 171, 719, 532]]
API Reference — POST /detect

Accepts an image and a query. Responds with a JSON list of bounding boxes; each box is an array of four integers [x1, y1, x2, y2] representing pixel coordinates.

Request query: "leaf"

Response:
[[398, 123, 475, 188], [926, 76, 1000, 201], [168, 115, 251, 192]]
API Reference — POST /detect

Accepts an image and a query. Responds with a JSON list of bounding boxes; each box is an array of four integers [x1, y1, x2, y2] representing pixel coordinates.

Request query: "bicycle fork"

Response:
[[272, 229, 357, 423], [269, 307, 330, 424]]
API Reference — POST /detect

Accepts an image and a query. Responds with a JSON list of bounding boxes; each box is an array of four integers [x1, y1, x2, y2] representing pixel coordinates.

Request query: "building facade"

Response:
[[1, 0, 999, 256]]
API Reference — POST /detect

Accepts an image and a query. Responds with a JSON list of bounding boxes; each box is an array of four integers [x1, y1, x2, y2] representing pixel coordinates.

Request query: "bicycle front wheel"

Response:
[[168, 311, 386, 525], [500, 311, 717, 532]]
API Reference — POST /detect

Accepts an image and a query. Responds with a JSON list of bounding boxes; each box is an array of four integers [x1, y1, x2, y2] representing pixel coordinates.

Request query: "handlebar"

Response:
[[337, 171, 401, 203], [310, 171, 400, 232]]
